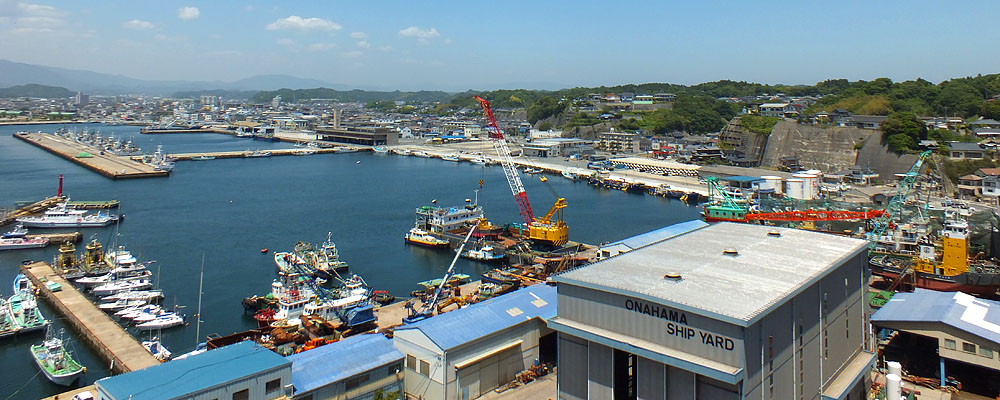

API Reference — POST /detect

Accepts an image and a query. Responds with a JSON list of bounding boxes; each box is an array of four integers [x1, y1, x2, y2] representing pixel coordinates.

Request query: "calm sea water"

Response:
[[0, 123, 701, 398]]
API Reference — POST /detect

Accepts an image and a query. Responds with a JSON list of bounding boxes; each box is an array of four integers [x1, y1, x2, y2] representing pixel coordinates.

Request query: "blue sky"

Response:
[[0, 0, 997, 91]]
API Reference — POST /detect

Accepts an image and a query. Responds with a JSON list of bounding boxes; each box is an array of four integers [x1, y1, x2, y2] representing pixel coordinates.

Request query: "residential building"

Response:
[[948, 142, 992, 160], [95, 341, 292, 400], [758, 103, 794, 118], [272, 95, 282, 108], [846, 115, 888, 130], [958, 174, 982, 197], [393, 284, 557, 400], [597, 131, 641, 153], [551, 222, 874, 400], [653, 93, 676, 102], [288, 334, 404, 400], [522, 138, 592, 158]]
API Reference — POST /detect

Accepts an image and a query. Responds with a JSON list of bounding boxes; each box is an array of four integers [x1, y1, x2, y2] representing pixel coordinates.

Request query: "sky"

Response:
[[0, 0, 997, 92]]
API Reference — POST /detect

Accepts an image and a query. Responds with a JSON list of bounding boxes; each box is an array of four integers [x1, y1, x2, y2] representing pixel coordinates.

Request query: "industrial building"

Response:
[[288, 334, 404, 400], [550, 222, 874, 400], [393, 284, 557, 400], [871, 289, 1000, 395], [597, 220, 707, 260], [522, 138, 593, 158], [95, 341, 292, 400], [316, 126, 399, 146]]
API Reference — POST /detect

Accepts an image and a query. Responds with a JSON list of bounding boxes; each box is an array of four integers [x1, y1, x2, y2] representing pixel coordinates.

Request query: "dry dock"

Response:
[[20, 261, 160, 374], [14, 132, 169, 179]]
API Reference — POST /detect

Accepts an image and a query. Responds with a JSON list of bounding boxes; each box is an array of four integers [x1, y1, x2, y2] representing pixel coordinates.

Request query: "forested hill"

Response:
[[0, 84, 74, 98]]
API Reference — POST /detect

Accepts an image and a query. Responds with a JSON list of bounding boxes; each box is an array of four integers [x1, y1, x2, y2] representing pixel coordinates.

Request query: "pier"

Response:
[[27, 231, 82, 245], [165, 147, 359, 161], [19, 261, 160, 374], [13, 132, 169, 179], [0, 196, 65, 227]]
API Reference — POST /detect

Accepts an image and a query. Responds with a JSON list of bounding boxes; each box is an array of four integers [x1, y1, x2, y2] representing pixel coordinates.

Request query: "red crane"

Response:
[[475, 96, 534, 225], [745, 209, 884, 222]]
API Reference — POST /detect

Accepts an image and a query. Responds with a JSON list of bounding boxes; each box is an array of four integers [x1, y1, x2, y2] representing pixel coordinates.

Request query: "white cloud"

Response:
[[123, 19, 154, 30], [356, 40, 370, 49], [308, 43, 335, 52], [341, 50, 362, 58], [17, 15, 61, 27], [350, 31, 366, 39], [17, 2, 60, 17], [177, 6, 199, 21], [398, 26, 439, 39], [266, 15, 341, 32]]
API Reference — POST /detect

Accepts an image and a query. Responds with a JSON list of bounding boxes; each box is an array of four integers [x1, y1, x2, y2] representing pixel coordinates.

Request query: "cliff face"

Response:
[[761, 121, 917, 178]]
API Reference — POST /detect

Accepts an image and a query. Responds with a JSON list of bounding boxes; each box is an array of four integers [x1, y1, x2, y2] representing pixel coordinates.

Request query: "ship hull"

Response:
[[869, 261, 1000, 296]]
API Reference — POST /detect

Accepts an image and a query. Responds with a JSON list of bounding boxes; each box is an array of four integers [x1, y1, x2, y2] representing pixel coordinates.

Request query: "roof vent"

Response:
[[663, 272, 682, 281], [767, 230, 781, 237], [722, 248, 739, 256]]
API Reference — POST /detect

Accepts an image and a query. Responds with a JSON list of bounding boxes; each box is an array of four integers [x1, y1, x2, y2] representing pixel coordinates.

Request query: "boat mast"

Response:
[[195, 253, 204, 346]]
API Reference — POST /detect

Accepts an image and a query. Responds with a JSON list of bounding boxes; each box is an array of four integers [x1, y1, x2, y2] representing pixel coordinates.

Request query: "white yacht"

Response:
[[16, 202, 119, 228]]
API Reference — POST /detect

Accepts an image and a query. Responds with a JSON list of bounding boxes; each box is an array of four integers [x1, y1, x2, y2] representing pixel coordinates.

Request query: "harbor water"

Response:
[[0, 123, 702, 398]]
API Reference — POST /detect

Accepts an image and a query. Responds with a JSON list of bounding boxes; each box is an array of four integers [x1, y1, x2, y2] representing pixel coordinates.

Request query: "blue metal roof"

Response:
[[288, 334, 403, 394], [396, 284, 557, 351], [871, 288, 1000, 345], [96, 341, 290, 400], [609, 220, 708, 251]]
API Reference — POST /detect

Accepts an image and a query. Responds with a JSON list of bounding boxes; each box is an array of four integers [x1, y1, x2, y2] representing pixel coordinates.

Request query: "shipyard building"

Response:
[[551, 222, 873, 400], [393, 284, 557, 400]]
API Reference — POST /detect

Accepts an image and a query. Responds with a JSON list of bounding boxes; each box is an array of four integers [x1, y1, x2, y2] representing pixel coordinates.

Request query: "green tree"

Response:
[[527, 96, 567, 124], [935, 82, 984, 117], [881, 112, 926, 153], [981, 101, 1000, 120]]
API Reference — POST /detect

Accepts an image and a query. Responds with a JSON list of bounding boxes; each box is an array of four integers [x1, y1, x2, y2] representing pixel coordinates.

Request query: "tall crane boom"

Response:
[[475, 96, 534, 225], [867, 150, 932, 248]]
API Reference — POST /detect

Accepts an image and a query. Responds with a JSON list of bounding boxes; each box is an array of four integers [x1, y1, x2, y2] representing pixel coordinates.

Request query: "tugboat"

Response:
[[31, 329, 85, 386], [404, 227, 450, 248]]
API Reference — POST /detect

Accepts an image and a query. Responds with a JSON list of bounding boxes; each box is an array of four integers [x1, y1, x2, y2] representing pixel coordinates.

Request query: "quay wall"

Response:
[[13, 132, 168, 179]]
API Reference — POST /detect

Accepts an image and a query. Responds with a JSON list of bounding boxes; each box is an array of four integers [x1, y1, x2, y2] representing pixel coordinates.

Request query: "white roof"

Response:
[[760, 103, 791, 108], [555, 222, 867, 325], [610, 157, 701, 171]]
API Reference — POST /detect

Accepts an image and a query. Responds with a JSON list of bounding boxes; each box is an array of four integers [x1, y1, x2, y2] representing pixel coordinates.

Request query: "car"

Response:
[[73, 391, 95, 400]]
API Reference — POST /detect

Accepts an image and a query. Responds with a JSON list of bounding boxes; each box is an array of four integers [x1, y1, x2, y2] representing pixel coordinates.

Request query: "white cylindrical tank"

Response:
[[760, 176, 783, 194], [886, 373, 902, 400], [785, 178, 805, 200], [794, 173, 819, 200], [887, 361, 902, 377]]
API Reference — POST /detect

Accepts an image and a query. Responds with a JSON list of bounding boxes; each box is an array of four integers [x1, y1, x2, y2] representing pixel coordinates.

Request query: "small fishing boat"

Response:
[[7, 291, 49, 334], [13, 273, 33, 295], [461, 244, 505, 263], [142, 338, 171, 362], [372, 145, 389, 154], [0, 236, 49, 251], [244, 149, 272, 158], [136, 313, 184, 330], [292, 148, 316, 156], [470, 157, 487, 165], [91, 278, 153, 296], [190, 155, 216, 161], [1, 224, 28, 239], [523, 167, 542, 174], [31, 329, 85, 386], [404, 228, 450, 248], [98, 298, 149, 312], [440, 154, 461, 162], [101, 289, 164, 303], [412, 151, 431, 158]]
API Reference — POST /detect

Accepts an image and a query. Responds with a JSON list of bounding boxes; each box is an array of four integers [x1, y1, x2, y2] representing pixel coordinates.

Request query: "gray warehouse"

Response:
[[550, 222, 874, 400]]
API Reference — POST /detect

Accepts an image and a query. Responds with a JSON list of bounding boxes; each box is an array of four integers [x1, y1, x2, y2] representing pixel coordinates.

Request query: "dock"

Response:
[[376, 280, 483, 330], [165, 147, 357, 161], [27, 231, 82, 244], [0, 196, 64, 227], [13, 132, 169, 179], [68, 200, 120, 209], [20, 261, 160, 374], [140, 127, 233, 134]]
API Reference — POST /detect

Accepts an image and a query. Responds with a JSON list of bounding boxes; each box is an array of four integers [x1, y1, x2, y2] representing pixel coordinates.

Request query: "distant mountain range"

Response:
[[0, 59, 358, 96]]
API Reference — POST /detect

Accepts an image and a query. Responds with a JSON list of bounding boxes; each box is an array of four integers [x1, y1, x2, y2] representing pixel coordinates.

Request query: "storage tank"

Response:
[[793, 173, 819, 200], [760, 176, 783, 195], [785, 178, 805, 200]]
